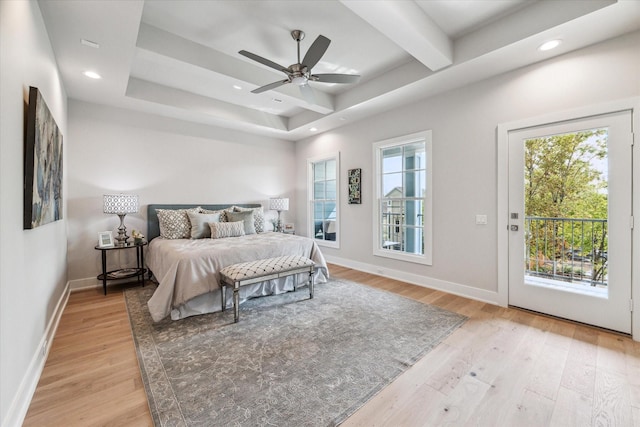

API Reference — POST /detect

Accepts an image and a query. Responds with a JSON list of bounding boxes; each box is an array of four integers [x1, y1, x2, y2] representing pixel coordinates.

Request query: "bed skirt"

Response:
[[169, 271, 326, 320]]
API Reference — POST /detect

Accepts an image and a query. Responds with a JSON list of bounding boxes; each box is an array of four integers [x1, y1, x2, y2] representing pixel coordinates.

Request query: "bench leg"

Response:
[[233, 283, 240, 323], [221, 284, 226, 311], [309, 269, 314, 299]]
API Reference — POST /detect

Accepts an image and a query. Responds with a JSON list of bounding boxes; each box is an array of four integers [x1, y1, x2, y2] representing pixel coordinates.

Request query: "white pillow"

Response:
[[187, 211, 221, 239], [156, 207, 201, 239], [210, 221, 245, 239]]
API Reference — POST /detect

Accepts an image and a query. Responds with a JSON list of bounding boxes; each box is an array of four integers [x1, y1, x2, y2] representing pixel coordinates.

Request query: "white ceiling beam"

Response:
[[126, 78, 289, 132], [339, 0, 452, 71], [288, 60, 431, 131], [136, 23, 334, 114], [454, 0, 617, 63]]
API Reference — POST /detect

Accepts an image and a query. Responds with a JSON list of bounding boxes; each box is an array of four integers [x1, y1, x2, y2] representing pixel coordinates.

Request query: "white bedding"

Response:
[[146, 232, 329, 321]]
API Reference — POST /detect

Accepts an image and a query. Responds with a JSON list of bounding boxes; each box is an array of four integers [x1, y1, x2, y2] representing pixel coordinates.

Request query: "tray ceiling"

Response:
[[38, 0, 640, 140]]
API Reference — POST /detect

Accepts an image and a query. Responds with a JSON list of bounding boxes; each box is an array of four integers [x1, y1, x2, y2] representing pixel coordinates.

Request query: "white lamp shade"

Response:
[[103, 194, 139, 214], [269, 197, 289, 211]]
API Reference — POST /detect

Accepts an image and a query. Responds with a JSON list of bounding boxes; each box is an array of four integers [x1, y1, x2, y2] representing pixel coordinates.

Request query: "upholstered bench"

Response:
[[219, 255, 315, 323]]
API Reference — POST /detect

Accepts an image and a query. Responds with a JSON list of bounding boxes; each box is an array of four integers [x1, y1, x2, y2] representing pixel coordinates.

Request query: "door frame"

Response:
[[497, 97, 639, 341]]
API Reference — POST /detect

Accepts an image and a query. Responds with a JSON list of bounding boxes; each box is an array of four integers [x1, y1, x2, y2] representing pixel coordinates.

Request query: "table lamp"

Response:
[[269, 197, 289, 232], [103, 194, 139, 245]]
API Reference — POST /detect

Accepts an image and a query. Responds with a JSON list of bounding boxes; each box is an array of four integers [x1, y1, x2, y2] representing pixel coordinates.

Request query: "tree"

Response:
[[524, 129, 608, 284], [525, 129, 607, 219]]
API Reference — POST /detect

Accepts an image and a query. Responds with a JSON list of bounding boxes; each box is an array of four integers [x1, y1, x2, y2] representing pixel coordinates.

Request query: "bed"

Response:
[[145, 204, 329, 321]]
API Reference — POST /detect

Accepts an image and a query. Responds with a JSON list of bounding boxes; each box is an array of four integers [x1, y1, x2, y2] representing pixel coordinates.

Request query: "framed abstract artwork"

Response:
[[348, 168, 361, 204], [24, 86, 63, 229]]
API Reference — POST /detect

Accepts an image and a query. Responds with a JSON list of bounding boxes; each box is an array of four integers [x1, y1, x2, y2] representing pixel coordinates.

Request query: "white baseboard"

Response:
[[324, 255, 501, 306], [68, 276, 100, 291], [3, 282, 70, 427], [69, 276, 148, 292]]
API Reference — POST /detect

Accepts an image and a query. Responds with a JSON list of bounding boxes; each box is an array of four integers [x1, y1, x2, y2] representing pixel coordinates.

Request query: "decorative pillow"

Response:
[[187, 211, 221, 239], [226, 210, 256, 235], [156, 207, 201, 239], [201, 208, 227, 222], [224, 206, 238, 221], [209, 221, 245, 239], [234, 206, 265, 233]]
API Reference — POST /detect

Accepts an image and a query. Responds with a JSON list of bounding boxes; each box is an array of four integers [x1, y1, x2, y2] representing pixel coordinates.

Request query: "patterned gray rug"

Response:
[[125, 278, 467, 427]]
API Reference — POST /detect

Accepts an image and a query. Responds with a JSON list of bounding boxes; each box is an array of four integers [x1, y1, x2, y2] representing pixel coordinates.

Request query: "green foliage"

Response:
[[524, 128, 609, 284], [524, 129, 607, 218]]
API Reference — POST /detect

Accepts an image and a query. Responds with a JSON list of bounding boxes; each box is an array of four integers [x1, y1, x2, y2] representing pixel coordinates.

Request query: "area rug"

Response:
[[125, 278, 467, 427]]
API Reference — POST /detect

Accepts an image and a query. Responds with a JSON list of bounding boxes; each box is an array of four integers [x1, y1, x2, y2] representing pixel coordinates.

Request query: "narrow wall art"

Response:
[[348, 168, 361, 204], [24, 86, 63, 229]]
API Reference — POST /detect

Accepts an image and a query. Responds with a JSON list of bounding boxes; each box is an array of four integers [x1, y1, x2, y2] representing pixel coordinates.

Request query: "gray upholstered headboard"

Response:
[[147, 203, 262, 241]]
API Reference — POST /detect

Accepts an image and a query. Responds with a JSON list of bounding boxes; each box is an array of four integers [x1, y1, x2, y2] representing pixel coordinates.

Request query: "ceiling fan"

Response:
[[239, 30, 360, 102]]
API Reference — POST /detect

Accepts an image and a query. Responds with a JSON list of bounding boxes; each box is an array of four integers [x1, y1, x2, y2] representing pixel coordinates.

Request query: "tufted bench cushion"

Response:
[[219, 255, 315, 322]]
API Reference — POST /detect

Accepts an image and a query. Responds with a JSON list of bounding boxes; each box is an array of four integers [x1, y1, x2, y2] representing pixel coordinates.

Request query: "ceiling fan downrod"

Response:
[[291, 30, 305, 64]]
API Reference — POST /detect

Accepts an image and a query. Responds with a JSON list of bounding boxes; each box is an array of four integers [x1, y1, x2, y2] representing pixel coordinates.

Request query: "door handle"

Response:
[[510, 225, 519, 231]]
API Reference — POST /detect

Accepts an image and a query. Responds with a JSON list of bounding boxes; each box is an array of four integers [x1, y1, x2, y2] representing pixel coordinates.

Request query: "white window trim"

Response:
[[373, 131, 432, 265], [307, 152, 340, 249]]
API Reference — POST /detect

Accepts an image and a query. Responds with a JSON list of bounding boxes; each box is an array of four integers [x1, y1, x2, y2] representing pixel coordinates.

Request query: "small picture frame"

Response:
[[283, 223, 295, 233], [98, 231, 114, 248], [348, 168, 362, 204]]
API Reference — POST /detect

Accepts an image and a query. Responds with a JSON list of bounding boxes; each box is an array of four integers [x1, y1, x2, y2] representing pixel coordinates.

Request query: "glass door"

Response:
[[508, 111, 632, 333]]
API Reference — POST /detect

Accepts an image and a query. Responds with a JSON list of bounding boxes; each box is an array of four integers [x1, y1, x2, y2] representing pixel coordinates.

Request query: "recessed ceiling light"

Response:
[[232, 84, 242, 90], [339, 117, 347, 121], [538, 40, 561, 51], [83, 70, 101, 79], [272, 98, 283, 103], [309, 127, 318, 132]]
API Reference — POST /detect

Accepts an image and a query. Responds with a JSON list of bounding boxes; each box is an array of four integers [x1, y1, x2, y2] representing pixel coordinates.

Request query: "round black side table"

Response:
[[94, 241, 147, 295]]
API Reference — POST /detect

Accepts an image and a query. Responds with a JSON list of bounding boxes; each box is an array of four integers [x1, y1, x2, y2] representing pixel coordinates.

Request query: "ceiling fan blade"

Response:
[[311, 74, 360, 84], [302, 35, 330, 70], [299, 84, 316, 104], [239, 50, 290, 74], [251, 80, 289, 94]]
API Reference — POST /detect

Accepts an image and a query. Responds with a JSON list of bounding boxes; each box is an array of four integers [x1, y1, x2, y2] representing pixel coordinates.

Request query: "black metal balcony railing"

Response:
[[381, 212, 403, 250], [525, 216, 608, 287], [381, 214, 607, 287]]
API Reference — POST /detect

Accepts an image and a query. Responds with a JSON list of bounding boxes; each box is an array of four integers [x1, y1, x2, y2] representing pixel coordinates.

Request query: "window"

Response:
[[373, 131, 432, 265], [308, 153, 339, 248]]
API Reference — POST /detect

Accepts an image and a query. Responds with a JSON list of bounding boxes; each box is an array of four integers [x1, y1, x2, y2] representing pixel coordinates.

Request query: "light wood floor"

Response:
[[24, 264, 640, 426]]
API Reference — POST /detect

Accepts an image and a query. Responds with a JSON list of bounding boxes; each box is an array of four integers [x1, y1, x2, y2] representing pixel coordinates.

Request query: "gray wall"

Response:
[[295, 31, 640, 302], [0, 1, 68, 425], [66, 101, 296, 286]]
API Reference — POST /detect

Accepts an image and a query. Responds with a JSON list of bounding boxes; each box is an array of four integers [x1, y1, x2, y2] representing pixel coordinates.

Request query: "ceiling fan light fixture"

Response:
[[291, 76, 307, 86]]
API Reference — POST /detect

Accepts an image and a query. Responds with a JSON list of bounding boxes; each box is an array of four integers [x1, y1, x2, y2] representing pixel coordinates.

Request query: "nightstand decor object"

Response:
[[103, 194, 139, 246], [269, 197, 289, 232]]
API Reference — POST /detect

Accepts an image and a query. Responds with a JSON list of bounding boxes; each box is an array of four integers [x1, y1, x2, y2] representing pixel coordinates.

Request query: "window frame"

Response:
[[373, 131, 433, 265], [308, 152, 340, 249]]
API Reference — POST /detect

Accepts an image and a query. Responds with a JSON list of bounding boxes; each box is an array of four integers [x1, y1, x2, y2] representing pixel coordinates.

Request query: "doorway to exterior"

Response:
[[505, 110, 633, 334]]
